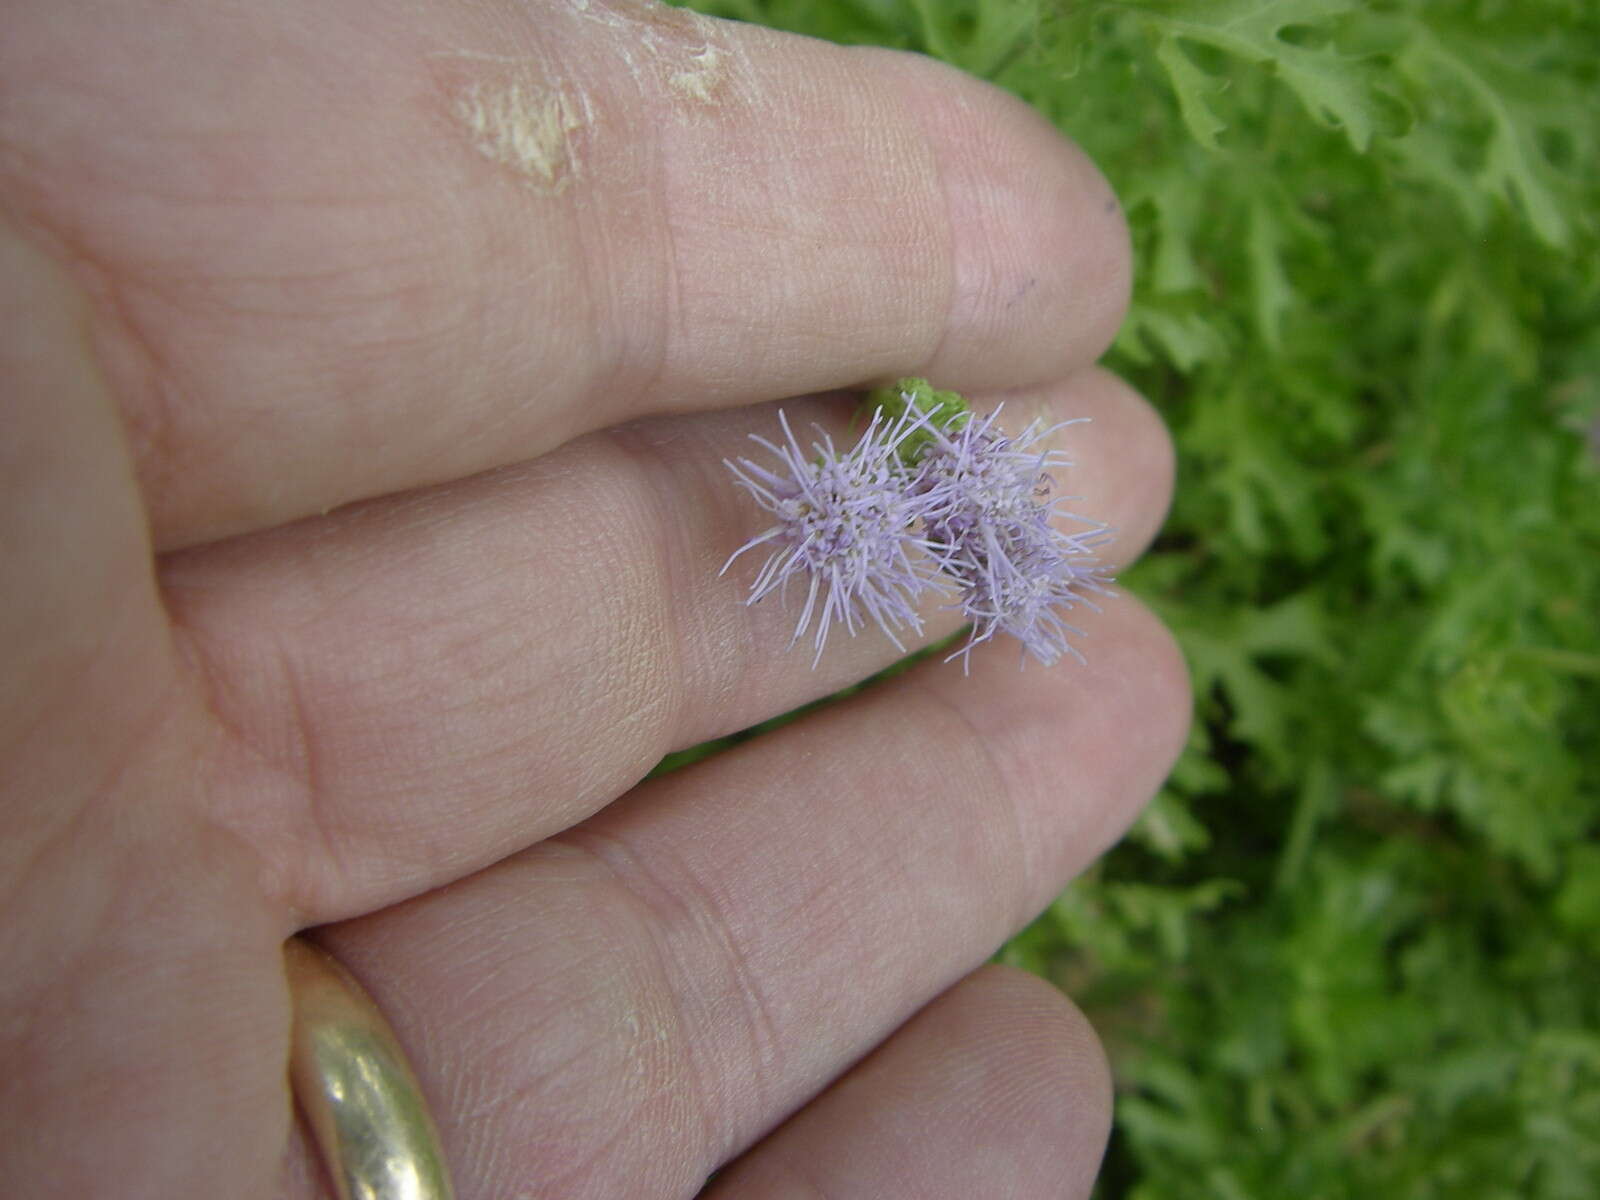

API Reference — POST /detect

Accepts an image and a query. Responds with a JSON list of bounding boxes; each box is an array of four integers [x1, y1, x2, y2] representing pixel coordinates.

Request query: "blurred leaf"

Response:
[[672, 1, 1600, 1195]]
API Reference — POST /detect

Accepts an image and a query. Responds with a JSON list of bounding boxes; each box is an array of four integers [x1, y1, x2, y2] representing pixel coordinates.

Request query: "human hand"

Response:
[[0, 1, 1188, 1196]]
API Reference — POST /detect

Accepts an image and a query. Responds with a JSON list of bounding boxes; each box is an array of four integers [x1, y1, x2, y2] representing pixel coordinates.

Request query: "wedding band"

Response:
[[284, 937, 456, 1200]]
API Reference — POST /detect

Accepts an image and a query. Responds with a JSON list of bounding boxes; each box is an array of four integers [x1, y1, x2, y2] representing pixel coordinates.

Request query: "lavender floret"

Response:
[[913, 406, 1113, 668], [721, 407, 947, 664]]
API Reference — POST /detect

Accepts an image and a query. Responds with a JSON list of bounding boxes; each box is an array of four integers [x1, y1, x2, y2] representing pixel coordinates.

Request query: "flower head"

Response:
[[912, 406, 1114, 668], [723, 379, 1115, 670], [721, 408, 946, 664]]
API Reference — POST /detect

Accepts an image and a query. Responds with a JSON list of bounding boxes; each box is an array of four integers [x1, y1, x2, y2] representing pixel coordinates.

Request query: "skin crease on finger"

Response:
[[0, 0, 1129, 548]]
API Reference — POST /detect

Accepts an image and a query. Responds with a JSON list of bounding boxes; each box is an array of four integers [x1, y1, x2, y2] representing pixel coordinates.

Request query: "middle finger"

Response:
[[162, 368, 1172, 920]]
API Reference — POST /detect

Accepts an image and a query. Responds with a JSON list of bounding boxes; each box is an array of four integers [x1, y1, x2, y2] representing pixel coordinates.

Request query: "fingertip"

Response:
[[1048, 368, 1176, 566], [869, 50, 1132, 389], [703, 963, 1113, 1200], [916, 593, 1193, 896], [960, 964, 1115, 1173]]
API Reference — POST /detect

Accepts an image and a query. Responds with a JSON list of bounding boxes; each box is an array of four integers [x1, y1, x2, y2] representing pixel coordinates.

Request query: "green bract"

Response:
[[863, 376, 972, 467]]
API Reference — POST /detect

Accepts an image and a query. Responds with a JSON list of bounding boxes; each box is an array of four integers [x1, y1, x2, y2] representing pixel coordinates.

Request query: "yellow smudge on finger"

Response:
[[455, 80, 584, 192], [667, 44, 725, 105]]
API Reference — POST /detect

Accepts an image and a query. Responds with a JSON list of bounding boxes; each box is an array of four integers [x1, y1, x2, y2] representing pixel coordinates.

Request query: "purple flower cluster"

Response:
[[722, 407, 948, 665], [913, 409, 1112, 668], [723, 383, 1112, 669]]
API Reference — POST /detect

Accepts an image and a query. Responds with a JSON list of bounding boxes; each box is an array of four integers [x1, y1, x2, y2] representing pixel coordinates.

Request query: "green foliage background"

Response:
[[671, 1, 1600, 1194]]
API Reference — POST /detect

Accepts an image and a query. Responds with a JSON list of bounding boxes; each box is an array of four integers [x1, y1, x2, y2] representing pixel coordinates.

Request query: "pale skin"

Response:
[[0, 1, 1190, 1196]]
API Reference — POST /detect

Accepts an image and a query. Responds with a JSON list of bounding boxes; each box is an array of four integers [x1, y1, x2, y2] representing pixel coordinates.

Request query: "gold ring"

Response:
[[284, 937, 456, 1200]]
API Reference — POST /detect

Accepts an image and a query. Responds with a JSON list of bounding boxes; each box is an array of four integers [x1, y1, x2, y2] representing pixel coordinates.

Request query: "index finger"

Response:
[[2, 0, 1129, 548]]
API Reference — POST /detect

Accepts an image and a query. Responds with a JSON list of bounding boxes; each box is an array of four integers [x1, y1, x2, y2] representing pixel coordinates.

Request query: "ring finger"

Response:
[[294, 586, 1188, 1197]]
